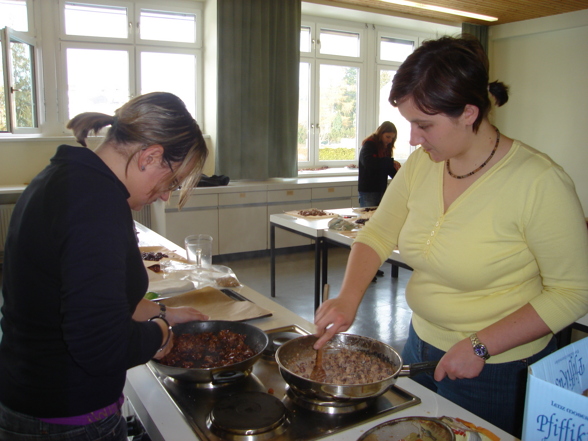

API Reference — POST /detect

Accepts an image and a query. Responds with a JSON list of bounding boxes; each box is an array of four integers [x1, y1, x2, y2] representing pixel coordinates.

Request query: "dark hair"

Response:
[[363, 121, 397, 156], [389, 35, 509, 132], [67, 92, 208, 208]]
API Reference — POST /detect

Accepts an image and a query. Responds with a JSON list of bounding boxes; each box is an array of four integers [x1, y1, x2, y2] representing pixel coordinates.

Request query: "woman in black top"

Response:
[[0, 92, 209, 441], [358, 121, 401, 207]]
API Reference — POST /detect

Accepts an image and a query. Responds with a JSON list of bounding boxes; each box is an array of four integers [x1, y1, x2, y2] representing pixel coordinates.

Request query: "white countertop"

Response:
[[125, 222, 517, 441]]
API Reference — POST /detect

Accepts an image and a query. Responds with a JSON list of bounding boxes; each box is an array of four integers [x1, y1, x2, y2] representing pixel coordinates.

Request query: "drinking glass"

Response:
[[184, 234, 213, 268]]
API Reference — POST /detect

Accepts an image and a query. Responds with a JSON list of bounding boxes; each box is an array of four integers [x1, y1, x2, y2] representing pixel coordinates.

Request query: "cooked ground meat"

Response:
[[160, 330, 255, 369], [298, 209, 331, 216], [289, 348, 395, 384], [142, 251, 168, 261]]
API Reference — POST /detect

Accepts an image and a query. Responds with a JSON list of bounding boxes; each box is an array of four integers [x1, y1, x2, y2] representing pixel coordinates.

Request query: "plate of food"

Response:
[[357, 416, 455, 441], [284, 208, 339, 219]]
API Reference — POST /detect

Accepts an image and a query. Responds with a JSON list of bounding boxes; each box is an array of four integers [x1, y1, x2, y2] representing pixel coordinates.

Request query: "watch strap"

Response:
[[158, 303, 167, 319]]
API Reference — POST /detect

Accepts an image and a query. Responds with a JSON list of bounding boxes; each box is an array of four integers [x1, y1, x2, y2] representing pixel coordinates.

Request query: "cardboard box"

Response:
[[522, 337, 588, 441]]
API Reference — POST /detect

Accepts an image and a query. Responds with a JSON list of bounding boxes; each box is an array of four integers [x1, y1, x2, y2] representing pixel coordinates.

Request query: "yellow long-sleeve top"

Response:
[[355, 140, 588, 363]]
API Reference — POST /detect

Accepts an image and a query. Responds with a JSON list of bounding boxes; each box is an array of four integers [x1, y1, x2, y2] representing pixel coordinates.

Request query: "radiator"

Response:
[[0, 204, 16, 257]]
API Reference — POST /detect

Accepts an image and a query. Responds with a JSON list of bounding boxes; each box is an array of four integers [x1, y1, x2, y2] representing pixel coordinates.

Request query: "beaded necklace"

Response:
[[446, 127, 500, 179]]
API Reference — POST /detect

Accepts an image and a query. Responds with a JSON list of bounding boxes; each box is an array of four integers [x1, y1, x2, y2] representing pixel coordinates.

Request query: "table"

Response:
[[270, 209, 413, 311]]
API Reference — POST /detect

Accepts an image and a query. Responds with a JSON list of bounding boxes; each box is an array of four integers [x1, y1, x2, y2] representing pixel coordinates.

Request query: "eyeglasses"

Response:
[[164, 161, 181, 192], [166, 178, 181, 192]]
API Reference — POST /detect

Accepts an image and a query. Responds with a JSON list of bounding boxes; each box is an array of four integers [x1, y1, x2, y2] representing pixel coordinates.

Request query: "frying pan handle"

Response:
[[400, 361, 438, 377], [212, 370, 247, 384]]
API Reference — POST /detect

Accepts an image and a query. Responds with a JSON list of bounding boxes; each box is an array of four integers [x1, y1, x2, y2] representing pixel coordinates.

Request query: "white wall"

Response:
[[489, 9, 588, 215]]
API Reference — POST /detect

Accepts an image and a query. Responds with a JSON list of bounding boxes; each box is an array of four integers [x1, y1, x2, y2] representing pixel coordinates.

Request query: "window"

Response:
[[59, 1, 202, 124], [1, 0, 38, 134], [299, 18, 427, 169]]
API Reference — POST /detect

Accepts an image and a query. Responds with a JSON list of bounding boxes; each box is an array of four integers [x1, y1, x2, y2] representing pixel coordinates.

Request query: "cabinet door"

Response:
[[165, 208, 219, 255], [218, 191, 268, 255], [218, 206, 268, 254], [164, 193, 219, 254], [267, 189, 312, 248]]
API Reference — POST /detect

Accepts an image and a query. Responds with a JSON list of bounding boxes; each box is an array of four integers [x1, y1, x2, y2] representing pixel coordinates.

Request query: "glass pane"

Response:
[[0, 36, 7, 131], [380, 37, 414, 62], [10, 38, 36, 128], [64, 3, 128, 39], [140, 10, 196, 43], [297, 62, 310, 162], [0, 0, 28, 32], [319, 29, 359, 57], [379, 69, 411, 160], [141, 52, 196, 117], [318, 64, 358, 162], [66, 48, 129, 119], [300, 26, 311, 53]]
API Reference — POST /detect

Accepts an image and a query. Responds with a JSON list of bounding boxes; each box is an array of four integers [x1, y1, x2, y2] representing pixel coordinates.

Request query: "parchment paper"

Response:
[[159, 287, 272, 322]]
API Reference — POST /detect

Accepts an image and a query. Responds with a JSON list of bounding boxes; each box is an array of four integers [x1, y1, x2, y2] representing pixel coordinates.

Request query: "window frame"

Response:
[[1, 26, 41, 135], [299, 19, 367, 169]]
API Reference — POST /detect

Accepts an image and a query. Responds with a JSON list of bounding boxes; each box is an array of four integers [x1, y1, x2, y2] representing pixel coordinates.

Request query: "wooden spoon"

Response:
[[310, 284, 329, 382]]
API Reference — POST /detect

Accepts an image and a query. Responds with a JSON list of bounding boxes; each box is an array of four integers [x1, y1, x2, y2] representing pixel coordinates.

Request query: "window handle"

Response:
[[10, 87, 21, 93]]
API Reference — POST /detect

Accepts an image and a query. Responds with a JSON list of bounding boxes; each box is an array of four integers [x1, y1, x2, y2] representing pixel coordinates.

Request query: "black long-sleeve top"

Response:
[[0, 145, 162, 418], [358, 140, 397, 193]]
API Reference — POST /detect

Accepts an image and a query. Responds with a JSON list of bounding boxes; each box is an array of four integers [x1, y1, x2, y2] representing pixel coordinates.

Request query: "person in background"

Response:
[[0, 92, 209, 441], [314, 35, 588, 437], [357, 121, 401, 208]]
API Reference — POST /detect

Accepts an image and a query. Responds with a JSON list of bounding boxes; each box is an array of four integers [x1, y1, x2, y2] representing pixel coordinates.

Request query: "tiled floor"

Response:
[[215, 245, 413, 354]]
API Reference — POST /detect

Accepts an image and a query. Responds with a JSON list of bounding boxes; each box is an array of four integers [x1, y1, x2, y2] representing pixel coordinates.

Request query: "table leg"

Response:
[[270, 224, 276, 297], [322, 240, 329, 301], [314, 238, 321, 311], [391, 264, 399, 278]]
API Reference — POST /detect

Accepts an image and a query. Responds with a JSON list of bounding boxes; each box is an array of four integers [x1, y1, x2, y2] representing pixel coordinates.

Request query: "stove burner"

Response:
[[207, 391, 289, 439], [285, 387, 374, 414]]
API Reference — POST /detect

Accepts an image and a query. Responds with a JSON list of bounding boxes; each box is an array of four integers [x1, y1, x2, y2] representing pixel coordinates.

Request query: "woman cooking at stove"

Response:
[[314, 35, 588, 437], [0, 92, 209, 441]]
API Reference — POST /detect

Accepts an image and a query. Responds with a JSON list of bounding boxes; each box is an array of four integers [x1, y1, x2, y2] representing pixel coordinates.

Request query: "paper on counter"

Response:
[[148, 279, 195, 296], [159, 287, 272, 322]]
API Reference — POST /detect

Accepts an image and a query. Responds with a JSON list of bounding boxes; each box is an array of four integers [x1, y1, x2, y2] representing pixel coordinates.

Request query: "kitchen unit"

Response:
[[125, 222, 517, 441]]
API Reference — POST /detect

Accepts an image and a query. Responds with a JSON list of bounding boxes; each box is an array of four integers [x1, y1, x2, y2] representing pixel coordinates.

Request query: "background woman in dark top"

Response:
[[0, 92, 209, 441], [358, 121, 401, 207]]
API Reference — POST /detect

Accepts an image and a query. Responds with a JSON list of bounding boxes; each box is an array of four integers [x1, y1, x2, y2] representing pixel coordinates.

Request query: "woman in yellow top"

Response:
[[314, 35, 588, 437]]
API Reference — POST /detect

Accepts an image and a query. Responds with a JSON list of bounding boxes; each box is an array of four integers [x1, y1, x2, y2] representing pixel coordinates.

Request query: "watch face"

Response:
[[474, 344, 488, 358]]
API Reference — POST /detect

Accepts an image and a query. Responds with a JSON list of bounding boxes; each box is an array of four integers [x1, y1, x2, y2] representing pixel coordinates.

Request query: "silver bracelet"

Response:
[[149, 316, 172, 352]]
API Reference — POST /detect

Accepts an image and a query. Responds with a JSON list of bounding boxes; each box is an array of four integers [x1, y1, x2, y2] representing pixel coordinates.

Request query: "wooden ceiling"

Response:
[[314, 0, 588, 26]]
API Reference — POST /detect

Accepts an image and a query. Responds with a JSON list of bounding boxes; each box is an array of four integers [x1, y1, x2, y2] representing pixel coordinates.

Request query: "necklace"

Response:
[[446, 127, 500, 179]]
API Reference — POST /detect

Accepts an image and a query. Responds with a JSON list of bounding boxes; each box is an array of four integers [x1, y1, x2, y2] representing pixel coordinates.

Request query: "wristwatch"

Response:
[[158, 303, 167, 320], [469, 333, 490, 361]]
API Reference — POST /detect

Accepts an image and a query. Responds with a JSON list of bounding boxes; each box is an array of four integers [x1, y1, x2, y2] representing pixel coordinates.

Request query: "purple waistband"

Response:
[[38, 394, 125, 426]]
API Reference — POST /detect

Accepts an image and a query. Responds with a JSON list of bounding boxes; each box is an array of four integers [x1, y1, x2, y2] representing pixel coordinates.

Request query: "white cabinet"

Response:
[[218, 191, 268, 254], [267, 189, 312, 248], [164, 193, 219, 255], [311, 186, 354, 210]]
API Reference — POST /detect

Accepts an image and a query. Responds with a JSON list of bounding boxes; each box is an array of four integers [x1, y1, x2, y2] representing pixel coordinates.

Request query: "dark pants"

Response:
[[358, 191, 383, 207]]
